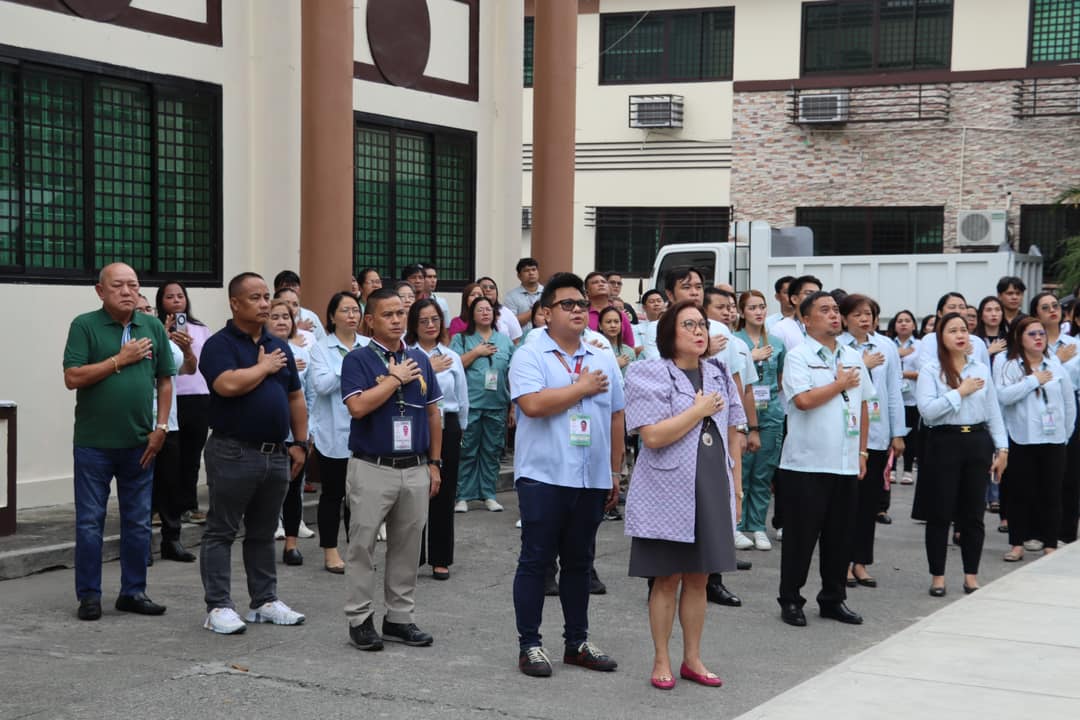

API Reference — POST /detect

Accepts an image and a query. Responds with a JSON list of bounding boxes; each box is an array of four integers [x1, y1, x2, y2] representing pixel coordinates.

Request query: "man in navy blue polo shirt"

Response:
[[197, 272, 310, 635], [341, 288, 443, 651]]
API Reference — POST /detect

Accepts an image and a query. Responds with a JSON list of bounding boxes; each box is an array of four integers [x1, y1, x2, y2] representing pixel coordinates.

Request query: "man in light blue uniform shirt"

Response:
[[510, 272, 625, 679]]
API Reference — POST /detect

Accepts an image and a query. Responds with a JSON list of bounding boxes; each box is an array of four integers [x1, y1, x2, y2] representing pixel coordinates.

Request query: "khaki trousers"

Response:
[[344, 458, 430, 626]]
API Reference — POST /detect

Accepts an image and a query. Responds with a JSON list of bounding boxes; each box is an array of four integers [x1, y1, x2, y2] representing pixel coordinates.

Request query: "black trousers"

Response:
[[281, 454, 305, 537], [771, 418, 788, 530], [1004, 442, 1065, 550], [176, 394, 210, 512], [1061, 423, 1080, 543], [421, 412, 462, 567], [916, 429, 991, 576], [777, 470, 857, 608], [902, 405, 922, 468], [852, 450, 887, 566], [316, 449, 350, 549], [151, 433, 184, 541]]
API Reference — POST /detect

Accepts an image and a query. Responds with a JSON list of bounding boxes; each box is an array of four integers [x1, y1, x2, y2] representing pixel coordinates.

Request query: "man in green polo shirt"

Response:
[[63, 262, 175, 621]]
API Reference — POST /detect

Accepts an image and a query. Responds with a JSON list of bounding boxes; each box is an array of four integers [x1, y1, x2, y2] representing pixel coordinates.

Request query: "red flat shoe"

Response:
[[651, 675, 676, 690], [680, 662, 723, 687]]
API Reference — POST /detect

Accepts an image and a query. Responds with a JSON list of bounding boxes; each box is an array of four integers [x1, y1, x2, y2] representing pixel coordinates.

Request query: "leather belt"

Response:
[[215, 434, 287, 454], [929, 423, 988, 434], [354, 453, 426, 469]]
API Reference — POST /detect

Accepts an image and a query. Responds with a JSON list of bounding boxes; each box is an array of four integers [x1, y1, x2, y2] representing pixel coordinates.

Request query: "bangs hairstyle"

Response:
[[974, 296, 1005, 340], [1028, 291, 1059, 320], [458, 282, 481, 320], [838, 293, 877, 319], [1006, 315, 1049, 373], [935, 312, 968, 389], [325, 291, 361, 334], [268, 298, 297, 339], [464, 296, 495, 335], [405, 299, 446, 346], [656, 300, 708, 360], [886, 309, 918, 339], [737, 289, 767, 330]]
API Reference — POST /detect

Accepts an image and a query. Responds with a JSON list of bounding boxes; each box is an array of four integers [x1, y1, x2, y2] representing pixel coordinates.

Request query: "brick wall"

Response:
[[731, 81, 1080, 249]]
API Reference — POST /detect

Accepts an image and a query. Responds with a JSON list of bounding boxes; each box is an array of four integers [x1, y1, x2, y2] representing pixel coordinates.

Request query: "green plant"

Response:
[[1053, 235, 1080, 297]]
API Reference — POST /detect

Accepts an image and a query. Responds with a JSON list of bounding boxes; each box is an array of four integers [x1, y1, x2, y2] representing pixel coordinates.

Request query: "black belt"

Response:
[[354, 453, 426, 469], [929, 423, 988, 434], [214, 433, 287, 454]]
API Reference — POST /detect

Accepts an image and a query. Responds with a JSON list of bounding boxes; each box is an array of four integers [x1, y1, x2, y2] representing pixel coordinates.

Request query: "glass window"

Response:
[[600, 8, 734, 84], [594, 207, 729, 276], [1030, 0, 1080, 64], [796, 207, 944, 255], [524, 17, 534, 87], [1020, 204, 1080, 278], [803, 0, 953, 75], [354, 117, 475, 285]]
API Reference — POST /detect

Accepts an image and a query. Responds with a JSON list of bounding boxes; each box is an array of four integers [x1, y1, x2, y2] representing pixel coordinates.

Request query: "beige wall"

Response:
[[952, 0, 1030, 71]]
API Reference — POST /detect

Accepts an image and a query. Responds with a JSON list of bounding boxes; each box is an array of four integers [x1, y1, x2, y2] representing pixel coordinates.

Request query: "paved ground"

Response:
[[0, 483, 1048, 720]]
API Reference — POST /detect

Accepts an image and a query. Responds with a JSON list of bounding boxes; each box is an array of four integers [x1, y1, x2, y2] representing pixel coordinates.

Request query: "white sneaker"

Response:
[[274, 522, 285, 540], [297, 520, 315, 539], [753, 531, 772, 551], [204, 607, 246, 635], [515, 519, 522, 529], [484, 499, 504, 512], [245, 600, 305, 626], [776, 528, 783, 542], [733, 532, 754, 550], [454, 500, 468, 513], [1023, 539, 1045, 552], [377, 522, 387, 542]]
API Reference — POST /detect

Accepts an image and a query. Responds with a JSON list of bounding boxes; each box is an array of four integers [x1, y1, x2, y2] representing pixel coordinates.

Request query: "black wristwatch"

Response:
[[427, 459, 443, 469]]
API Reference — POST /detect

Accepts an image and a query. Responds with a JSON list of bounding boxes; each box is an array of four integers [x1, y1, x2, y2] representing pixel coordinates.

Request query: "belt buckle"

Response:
[[260, 442, 277, 454], [959, 426, 972, 433]]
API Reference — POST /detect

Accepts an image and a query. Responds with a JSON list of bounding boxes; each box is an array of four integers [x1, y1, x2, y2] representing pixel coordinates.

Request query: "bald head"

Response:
[[95, 263, 140, 321]]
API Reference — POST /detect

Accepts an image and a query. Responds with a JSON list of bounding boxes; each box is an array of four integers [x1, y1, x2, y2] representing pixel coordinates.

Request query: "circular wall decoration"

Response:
[[62, 0, 133, 22], [366, 0, 431, 88]]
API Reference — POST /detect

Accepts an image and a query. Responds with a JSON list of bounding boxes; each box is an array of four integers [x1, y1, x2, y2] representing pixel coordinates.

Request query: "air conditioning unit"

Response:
[[629, 95, 684, 129], [797, 91, 850, 123], [957, 210, 1007, 247], [521, 207, 532, 230]]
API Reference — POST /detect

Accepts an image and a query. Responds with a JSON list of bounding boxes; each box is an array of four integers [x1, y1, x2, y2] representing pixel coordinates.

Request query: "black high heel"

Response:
[[929, 585, 946, 597]]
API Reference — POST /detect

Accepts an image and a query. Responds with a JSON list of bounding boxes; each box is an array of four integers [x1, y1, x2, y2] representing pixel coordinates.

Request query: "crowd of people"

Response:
[[63, 258, 1080, 689]]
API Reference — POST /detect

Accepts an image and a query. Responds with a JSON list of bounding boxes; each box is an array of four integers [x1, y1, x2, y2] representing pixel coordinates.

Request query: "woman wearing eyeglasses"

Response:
[[451, 295, 515, 513], [996, 314, 1076, 563], [625, 299, 744, 690]]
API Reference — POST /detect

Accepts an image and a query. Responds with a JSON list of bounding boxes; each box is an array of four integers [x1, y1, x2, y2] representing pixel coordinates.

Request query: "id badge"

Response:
[[900, 379, 912, 394], [570, 413, 592, 447], [1042, 411, 1056, 436], [484, 369, 498, 392], [752, 384, 771, 410], [393, 417, 414, 452], [843, 405, 860, 437], [867, 397, 882, 423]]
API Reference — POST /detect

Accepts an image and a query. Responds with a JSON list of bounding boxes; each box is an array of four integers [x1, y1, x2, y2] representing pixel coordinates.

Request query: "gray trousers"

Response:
[[344, 458, 430, 626], [200, 434, 289, 611]]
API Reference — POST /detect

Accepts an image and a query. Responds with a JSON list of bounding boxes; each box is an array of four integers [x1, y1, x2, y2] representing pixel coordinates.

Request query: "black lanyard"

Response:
[[369, 345, 406, 414]]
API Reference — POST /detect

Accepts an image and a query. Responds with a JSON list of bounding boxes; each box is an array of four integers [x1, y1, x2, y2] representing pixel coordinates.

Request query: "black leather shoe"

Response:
[[349, 616, 384, 651], [846, 577, 858, 588], [963, 584, 979, 594], [876, 513, 893, 525], [706, 582, 742, 607], [736, 559, 752, 571], [282, 548, 303, 566], [819, 602, 863, 625], [115, 592, 166, 616], [77, 596, 102, 621], [381, 618, 433, 647], [161, 539, 196, 563], [589, 568, 607, 595], [779, 601, 806, 627], [929, 585, 947, 597]]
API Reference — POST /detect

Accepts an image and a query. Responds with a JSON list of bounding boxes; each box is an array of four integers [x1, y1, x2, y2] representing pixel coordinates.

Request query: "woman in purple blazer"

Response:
[[624, 299, 745, 691]]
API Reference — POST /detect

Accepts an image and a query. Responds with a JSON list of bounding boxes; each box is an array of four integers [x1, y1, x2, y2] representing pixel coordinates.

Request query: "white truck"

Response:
[[647, 220, 1044, 321]]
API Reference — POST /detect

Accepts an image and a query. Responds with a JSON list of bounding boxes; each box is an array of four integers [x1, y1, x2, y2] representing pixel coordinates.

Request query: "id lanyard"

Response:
[[369, 345, 406, 415], [1034, 363, 1056, 434]]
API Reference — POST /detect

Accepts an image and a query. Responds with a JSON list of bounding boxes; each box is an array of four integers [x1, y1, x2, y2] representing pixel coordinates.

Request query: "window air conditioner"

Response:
[[629, 95, 684, 129], [797, 91, 850, 123], [956, 210, 1007, 247]]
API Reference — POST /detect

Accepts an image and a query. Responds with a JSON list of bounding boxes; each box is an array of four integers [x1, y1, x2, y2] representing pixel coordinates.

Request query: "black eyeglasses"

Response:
[[547, 299, 589, 312]]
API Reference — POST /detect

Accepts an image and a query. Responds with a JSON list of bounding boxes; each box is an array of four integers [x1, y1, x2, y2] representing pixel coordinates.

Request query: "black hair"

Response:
[[787, 275, 823, 302], [774, 275, 795, 294], [273, 287, 298, 300], [829, 288, 848, 305], [641, 288, 663, 305], [394, 281, 415, 295], [476, 276, 503, 317], [705, 286, 736, 303], [886, 309, 918, 339], [604, 271, 623, 281], [155, 280, 204, 326], [405, 299, 445, 346], [583, 271, 606, 290], [228, 272, 264, 298], [656, 300, 708, 360], [530, 300, 545, 325], [935, 292, 967, 316], [799, 290, 833, 319], [973, 295, 1005, 341], [423, 262, 437, 273], [325, 291, 361, 334], [464, 296, 495, 336], [273, 270, 300, 290], [364, 287, 400, 316], [1028, 291, 1059, 319], [400, 264, 425, 281], [516, 257, 539, 274], [663, 266, 704, 295], [539, 272, 586, 308], [997, 275, 1026, 294], [597, 306, 625, 349], [920, 314, 937, 336]]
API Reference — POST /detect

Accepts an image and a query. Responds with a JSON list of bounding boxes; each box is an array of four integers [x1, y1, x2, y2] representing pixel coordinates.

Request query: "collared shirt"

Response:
[[152, 341, 183, 431], [771, 316, 806, 352], [588, 306, 635, 348], [839, 332, 907, 450], [916, 331, 991, 370], [298, 306, 326, 340], [308, 331, 370, 459], [994, 356, 1076, 445], [449, 330, 515, 409], [200, 321, 302, 443], [430, 294, 450, 322], [640, 318, 756, 385], [411, 342, 470, 428], [496, 306, 523, 342], [503, 284, 544, 331], [915, 356, 1008, 448], [63, 308, 176, 448], [510, 328, 626, 489], [340, 338, 442, 457], [1048, 333, 1080, 391], [894, 336, 922, 406], [765, 311, 786, 332], [174, 321, 212, 396], [734, 329, 786, 427], [780, 337, 874, 475]]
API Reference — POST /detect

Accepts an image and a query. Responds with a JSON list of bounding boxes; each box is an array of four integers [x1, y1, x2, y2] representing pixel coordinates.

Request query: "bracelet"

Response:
[[997, 448, 1009, 454], [859, 451, 869, 458], [111, 356, 120, 374]]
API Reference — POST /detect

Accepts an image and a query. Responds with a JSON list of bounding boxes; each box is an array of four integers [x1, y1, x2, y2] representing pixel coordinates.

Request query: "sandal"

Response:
[[1002, 549, 1024, 562]]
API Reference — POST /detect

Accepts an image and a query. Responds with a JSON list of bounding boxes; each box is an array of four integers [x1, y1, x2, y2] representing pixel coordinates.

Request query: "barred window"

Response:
[[802, 0, 953, 75], [595, 207, 730, 276], [796, 207, 944, 255], [524, 17, 534, 87], [1020, 204, 1080, 278], [1030, 0, 1080, 64], [354, 115, 475, 286], [600, 8, 734, 84], [0, 50, 220, 284]]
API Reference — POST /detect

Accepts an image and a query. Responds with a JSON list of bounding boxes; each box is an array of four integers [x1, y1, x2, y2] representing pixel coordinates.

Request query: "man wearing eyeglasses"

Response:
[[510, 272, 625, 679]]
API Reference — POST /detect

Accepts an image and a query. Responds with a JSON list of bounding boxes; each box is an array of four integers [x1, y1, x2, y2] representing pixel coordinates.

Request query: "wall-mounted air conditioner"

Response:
[[797, 91, 850, 123], [629, 95, 684, 129], [957, 210, 1007, 247]]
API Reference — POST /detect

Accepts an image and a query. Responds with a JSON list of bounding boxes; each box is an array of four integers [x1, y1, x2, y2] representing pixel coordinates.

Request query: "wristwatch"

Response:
[[735, 424, 749, 434], [427, 459, 444, 469], [154, 423, 169, 434]]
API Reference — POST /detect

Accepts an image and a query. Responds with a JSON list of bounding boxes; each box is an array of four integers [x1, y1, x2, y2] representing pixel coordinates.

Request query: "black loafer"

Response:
[[819, 602, 863, 624], [77, 596, 102, 621], [382, 619, 433, 647], [706, 582, 742, 607], [282, 548, 303, 566], [349, 616, 383, 651], [779, 601, 806, 627], [855, 575, 878, 588], [161, 540, 196, 563], [963, 584, 979, 594], [846, 577, 858, 588], [736, 559, 752, 571], [876, 513, 893, 525], [115, 592, 166, 616], [929, 585, 946, 597]]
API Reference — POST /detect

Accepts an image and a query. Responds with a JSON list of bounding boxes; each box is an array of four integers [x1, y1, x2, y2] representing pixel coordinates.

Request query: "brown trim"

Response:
[[354, 0, 478, 101], [0, 405, 16, 537], [735, 64, 1080, 92], [525, 0, 598, 16], [2, 0, 222, 46]]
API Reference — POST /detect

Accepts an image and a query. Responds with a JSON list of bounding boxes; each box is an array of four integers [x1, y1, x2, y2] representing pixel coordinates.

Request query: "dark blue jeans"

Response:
[[513, 478, 606, 651], [73, 446, 154, 600]]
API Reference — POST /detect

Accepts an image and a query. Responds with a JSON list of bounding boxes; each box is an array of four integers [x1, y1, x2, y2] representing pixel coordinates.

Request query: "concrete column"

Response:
[[530, 0, 577, 277], [300, 0, 354, 323]]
